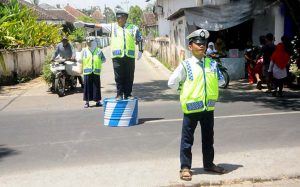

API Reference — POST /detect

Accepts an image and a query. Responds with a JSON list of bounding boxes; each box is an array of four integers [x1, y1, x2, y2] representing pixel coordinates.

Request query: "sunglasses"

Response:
[[193, 41, 207, 46]]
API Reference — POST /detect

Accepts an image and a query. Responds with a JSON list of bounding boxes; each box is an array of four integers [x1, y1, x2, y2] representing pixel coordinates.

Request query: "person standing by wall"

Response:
[[244, 40, 255, 84], [268, 36, 290, 97], [82, 36, 106, 108], [168, 29, 227, 181], [262, 33, 275, 92], [74, 7, 143, 100]]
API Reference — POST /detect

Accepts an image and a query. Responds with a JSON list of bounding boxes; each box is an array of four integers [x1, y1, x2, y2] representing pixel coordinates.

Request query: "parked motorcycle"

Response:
[[50, 58, 78, 97], [208, 53, 230, 88], [218, 61, 230, 89]]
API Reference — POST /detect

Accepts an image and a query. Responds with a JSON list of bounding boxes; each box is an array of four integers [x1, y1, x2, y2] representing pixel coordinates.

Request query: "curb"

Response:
[[143, 51, 172, 78]]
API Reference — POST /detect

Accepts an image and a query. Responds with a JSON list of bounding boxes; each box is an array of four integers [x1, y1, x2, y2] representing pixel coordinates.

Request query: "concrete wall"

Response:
[[0, 38, 110, 85], [145, 38, 245, 80], [220, 58, 245, 80], [0, 47, 52, 80]]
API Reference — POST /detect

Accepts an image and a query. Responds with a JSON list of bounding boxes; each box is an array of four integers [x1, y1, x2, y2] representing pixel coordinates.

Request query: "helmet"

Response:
[[186, 29, 210, 44], [115, 7, 128, 18], [86, 36, 96, 42]]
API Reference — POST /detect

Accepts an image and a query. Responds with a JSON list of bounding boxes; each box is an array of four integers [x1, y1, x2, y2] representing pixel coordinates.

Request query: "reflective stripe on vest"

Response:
[[180, 57, 219, 114], [82, 48, 103, 75], [111, 23, 136, 59]]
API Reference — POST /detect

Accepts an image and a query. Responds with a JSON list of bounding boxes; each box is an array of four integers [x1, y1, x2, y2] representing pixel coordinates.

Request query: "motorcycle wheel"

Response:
[[70, 77, 77, 90], [219, 70, 230, 89], [57, 77, 65, 97]]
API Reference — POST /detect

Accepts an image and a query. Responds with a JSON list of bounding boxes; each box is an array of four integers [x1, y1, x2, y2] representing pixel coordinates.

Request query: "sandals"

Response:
[[179, 168, 192, 181]]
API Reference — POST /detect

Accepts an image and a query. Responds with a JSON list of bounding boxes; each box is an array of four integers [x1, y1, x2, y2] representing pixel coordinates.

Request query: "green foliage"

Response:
[[17, 76, 32, 83], [144, 3, 155, 12], [30, 0, 39, 5], [0, 52, 7, 75], [128, 6, 143, 29], [104, 7, 116, 23], [69, 28, 86, 42], [0, 0, 62, 49], [41, 52, 54, 85], [62, 22, 75, 35], [77, 16, 96, 23]]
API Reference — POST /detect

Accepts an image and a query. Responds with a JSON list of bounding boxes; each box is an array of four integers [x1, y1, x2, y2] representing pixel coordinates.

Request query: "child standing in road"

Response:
[[168, 29, 227, 181]]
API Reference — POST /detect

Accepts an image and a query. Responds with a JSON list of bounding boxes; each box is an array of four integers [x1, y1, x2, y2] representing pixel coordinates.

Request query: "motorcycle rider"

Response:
[[51, 36, 83, 90]]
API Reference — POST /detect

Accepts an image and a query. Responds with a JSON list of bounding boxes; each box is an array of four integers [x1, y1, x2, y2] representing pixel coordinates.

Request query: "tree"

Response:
[[128, 5, 143, 29], [104, 6, 116, 23], [30, 0, 39, 5], [144, 2, 155, 12]]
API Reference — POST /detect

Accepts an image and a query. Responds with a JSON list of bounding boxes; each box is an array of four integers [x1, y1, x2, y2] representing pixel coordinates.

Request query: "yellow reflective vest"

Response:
[[82, 47, 103, 75], [110, 23, 137, 59], [180, 57, 219, 114]]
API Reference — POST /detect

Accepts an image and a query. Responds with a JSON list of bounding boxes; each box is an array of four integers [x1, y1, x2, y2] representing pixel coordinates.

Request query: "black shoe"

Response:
[[95, 101, 102, 107], [124, 95, 134, 100], [256, 81, 262, 90], [272, 91, 277, 97], [81, 84, 84, 88], [204, 164, 228, 174], [115, 95, 123, 100], [84, 103, 89, 108]]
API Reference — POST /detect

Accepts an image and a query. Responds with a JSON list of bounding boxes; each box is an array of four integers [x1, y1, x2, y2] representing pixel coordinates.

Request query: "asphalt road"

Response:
[[0, 48, 300, 186]]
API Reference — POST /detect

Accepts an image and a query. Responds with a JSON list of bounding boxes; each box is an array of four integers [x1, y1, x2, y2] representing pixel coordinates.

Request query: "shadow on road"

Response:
[[103, 79, 300, 110], [219, 89, 300, 110], [104, 80, 178, 102], [0, 145, 19, 161], [192, 163, 243, 175], [47, 87, 83, 97], [138, 117, 164, 124]]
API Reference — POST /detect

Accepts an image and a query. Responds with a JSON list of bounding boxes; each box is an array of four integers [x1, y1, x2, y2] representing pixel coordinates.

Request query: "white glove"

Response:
[[137, 51, 143, 60], [74, 21, 84, 28]]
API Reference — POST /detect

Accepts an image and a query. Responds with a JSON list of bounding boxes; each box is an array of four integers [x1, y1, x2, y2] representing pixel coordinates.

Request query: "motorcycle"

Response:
[[208, 53, 230, 88], [50, 58, 78, 97], [217, 61, 230, 89]]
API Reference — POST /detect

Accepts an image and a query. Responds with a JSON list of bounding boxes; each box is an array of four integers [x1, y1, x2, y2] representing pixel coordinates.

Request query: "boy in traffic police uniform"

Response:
[[168, 29, 227, 181]]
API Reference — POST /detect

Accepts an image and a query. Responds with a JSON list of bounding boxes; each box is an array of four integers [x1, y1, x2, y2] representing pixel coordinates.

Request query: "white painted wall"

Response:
[[252, 4, 284, 46], [156, 0, 195, 36], [273, 6, 284, 45]]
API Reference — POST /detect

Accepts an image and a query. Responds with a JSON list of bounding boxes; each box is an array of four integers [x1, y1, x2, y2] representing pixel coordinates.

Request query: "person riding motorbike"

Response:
[[51, 36, 83, 90]]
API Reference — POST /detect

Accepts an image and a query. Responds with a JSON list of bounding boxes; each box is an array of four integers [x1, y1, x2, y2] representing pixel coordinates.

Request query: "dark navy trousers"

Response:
[[180, 110, 215, 169], [112, 56, 135, 97]]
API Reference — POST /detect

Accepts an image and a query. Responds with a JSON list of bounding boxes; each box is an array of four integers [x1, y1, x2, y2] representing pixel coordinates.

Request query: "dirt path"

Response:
[[0, 77, 46, 96]]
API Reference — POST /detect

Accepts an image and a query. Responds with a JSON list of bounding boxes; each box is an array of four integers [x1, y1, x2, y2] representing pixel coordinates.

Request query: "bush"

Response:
[[0, 0, 62, 49], [41, 53, 54, 85]]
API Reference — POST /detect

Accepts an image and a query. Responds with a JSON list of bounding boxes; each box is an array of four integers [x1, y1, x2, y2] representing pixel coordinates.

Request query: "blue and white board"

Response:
[[103, 97, 138, 127]]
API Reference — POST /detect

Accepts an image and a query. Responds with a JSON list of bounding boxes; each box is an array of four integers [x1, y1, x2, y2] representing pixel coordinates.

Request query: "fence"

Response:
[[0, 47, 53, 85], [0, 37, 110, 85], [145, 37, 246, 80], [145, 37, 173, 69]]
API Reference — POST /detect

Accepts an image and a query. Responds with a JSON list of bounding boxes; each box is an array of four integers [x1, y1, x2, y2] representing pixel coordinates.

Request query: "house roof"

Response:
[[91, 9, 105, 20], [47, 9, 76, 23], [39, 3, 56, 10], [143, 13, 157, 26], [18, 0, 61, 21], [167, 2, 254, 31], [64, 4, 86, 18]]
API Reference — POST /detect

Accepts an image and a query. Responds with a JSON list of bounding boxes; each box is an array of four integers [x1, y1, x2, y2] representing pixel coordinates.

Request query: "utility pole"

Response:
[[104, 4, 108, 23]]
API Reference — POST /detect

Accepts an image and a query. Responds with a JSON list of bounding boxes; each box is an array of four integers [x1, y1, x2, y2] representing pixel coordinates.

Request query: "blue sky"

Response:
[[27, 0, 154, 10]]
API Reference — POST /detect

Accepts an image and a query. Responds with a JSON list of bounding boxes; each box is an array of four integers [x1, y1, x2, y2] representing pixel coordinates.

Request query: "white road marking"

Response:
[[146, 111, 300, 123]]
